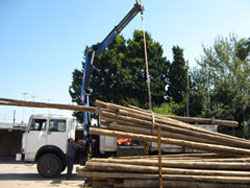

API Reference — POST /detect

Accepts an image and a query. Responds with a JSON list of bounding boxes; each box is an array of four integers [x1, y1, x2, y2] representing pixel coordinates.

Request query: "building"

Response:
[[0, 122, 26, 160]]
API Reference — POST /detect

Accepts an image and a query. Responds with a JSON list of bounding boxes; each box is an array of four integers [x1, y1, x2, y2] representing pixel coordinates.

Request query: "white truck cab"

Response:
[[21, 114, 77, 178], [20, 114, 116, 178]]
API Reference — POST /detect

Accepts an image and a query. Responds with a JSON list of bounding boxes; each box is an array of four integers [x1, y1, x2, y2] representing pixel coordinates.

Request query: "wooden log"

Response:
[[100, 111, 250, 148], [91, 180, 112, 188], [0, 98, 96, 112], [169, 157, 250, 163], [79, 170, 250, 187], [116, 157, 233, 161], [119, 157, 250, 163], [117, 156, 231, 161], [78, 171, 250, 187], [78, 169, 160, 179], [102, 116, 149, 129], [117, 153, 228, 159], [90, 158, 250, 170], [98, 157, 250, 163], [90, 127, 250, 155], [79, 169, 250, 180], [81, 173, 250, 187], [122, 178, 250, 188], [123, 180, 250, 188], [84, 162, 250, 177], [164, 115, 239, 128]]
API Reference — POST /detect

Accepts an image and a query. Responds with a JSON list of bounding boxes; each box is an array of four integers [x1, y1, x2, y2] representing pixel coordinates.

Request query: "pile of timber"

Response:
[[77, 100, 250, 188], [78, 153, 250, 188], [92, 100, 250, 154]]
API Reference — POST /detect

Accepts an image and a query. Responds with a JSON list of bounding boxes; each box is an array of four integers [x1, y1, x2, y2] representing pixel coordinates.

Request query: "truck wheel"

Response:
[[37, 153, 63, 178]]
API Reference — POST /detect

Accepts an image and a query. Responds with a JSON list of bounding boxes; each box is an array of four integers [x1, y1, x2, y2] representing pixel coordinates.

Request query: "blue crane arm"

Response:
[[82, 2, 143, 96], [95, 2, 144, 55], [81, 1, 143, 144]]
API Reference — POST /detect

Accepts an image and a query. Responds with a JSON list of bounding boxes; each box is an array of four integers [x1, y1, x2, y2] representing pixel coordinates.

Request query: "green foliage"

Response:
[[192, 35, 250, 124], [153, 100, 185, 115], [69, 30, 169, 122], [188, 68, 208, 117], [125, 31, 170, 107], [168, 46, 188, 103]]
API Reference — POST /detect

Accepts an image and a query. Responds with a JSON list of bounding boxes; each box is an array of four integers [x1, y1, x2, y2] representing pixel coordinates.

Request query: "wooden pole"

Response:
[[117, 153, 228, 160], [78, 170, 250, 188], [122, 177, 250, 188], [90, 158, 250, 170], [115, 157, 250, 163], [0, 98, 96, 112], [164, 115, 239, 128], [84, 162, 250, 177]]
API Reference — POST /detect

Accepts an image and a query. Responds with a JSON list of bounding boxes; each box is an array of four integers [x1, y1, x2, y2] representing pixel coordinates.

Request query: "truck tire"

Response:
[[37, 153, 63, 178]]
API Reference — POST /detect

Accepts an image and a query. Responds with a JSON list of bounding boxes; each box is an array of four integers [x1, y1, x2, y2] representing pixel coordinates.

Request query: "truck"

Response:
[[19, 113, 220, 178], [19, 113, 118, 178], [20, 114, 77, 178]]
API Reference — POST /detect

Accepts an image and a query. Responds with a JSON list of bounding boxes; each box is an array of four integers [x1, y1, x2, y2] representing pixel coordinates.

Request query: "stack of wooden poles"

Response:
[[79, 154, 250, 188], [78, 100, 250, 188]]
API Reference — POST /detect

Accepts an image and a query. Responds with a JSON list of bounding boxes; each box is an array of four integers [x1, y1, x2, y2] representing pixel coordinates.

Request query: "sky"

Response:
[[0, 0, 250, 123]]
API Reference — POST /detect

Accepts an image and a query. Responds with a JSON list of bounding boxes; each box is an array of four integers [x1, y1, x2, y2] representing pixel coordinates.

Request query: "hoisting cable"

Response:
[[139, 1, 163, 188]]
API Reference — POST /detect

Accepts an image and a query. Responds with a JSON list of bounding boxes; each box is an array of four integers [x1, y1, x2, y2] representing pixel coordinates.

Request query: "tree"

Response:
[[125, 31, 170, 107], [168, 46, 188, 103], [69, 30, 169, 122], [188, 68, 209, 117], [192, 35, 250, 124]]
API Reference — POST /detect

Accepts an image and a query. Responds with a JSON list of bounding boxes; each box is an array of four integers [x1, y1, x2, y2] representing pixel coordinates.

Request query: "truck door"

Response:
[[47, 119, 68, 153], [25, 118, 47, 161]]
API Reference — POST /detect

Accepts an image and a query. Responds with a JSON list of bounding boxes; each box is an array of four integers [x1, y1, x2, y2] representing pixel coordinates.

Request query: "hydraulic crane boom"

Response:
[[81, 1, 144, 145]]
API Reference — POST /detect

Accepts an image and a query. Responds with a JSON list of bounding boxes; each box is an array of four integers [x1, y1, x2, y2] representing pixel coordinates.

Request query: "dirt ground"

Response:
[[0, 162, 85, 188]]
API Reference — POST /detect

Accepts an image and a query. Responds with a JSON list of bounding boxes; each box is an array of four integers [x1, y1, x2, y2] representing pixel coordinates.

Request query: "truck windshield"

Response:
[[30, 119, 47, 131]]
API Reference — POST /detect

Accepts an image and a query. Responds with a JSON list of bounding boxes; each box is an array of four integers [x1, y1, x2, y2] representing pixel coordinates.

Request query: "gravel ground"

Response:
[[0, 162, 85, 188]]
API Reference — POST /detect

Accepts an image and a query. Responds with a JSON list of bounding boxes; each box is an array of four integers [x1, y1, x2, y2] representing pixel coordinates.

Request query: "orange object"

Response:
[[117, 137, 132, 145]]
